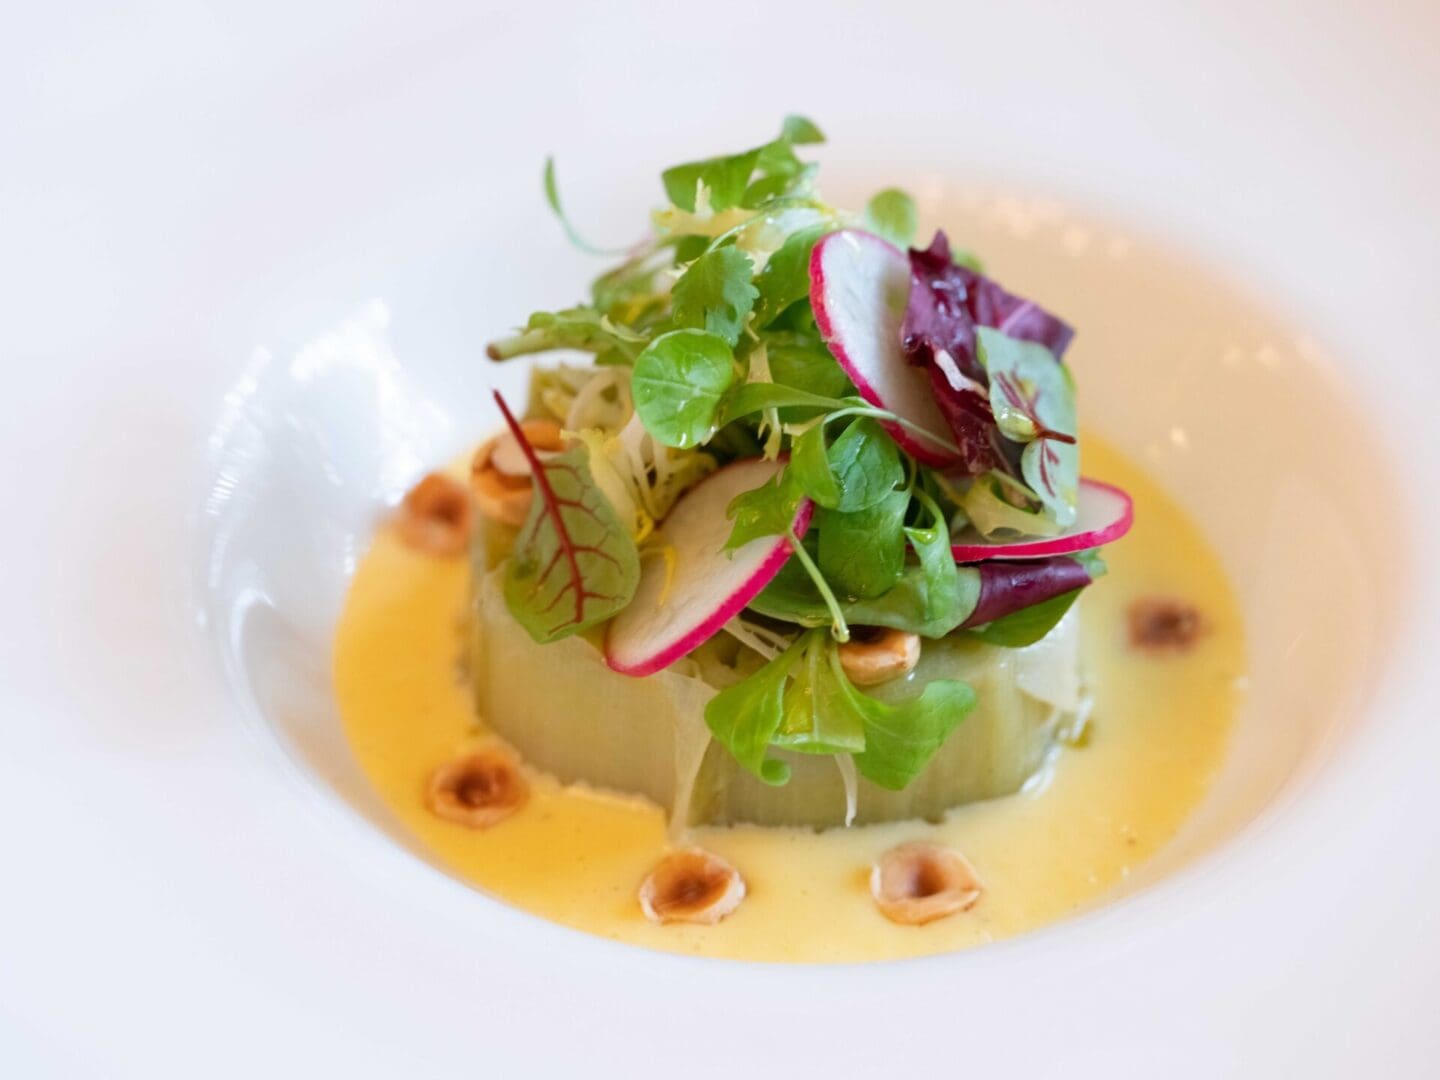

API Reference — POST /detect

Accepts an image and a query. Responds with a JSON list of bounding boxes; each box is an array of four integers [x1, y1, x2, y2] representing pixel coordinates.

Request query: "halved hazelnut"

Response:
[[426, 743, 529, 829], [470, 418, 567, 526], [838, 627, 921, 686], [395, 472, 473, 557], [638, 848, 746, 926], [870, 841, 983, 925], [1127, 597, 1203, 654]]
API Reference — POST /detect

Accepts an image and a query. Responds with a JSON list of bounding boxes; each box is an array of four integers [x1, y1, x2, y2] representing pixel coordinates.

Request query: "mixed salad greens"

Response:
[[484, 117, 1131, 794]]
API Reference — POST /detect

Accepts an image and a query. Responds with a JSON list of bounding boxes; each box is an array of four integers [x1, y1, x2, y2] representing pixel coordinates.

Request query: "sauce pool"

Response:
[[334, 436, 1244, 962]]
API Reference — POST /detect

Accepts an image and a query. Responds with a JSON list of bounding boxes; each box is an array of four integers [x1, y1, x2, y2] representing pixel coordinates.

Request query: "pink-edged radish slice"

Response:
[[604, 458, 813, 678], [810, 229, 960, 467], [951, 478, 1134, 562]]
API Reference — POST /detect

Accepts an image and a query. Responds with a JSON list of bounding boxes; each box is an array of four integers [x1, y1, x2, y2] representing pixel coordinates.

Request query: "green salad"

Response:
[[474, 117, 1132, 822]]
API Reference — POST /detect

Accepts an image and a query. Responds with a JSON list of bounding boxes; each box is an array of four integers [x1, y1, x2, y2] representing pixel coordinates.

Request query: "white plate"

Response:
[[4, 3, 1439, 1076]]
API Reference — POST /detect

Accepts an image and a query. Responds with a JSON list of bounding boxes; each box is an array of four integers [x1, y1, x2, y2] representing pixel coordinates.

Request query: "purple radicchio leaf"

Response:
[[899, 230, 1076, 476], [959, 556, 1095, 628]]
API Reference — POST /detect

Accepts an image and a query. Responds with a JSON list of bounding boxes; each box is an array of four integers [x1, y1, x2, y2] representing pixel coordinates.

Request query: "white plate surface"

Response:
[[3, 3, 1439, 1077]]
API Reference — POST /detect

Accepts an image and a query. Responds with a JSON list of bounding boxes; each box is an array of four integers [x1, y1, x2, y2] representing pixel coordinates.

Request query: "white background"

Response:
[[3, 2, 1439, 1076]]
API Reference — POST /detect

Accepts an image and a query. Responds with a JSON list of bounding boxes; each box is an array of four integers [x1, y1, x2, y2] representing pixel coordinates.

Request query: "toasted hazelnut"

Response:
[[470, 419, 568, 526], [838, 627, 921, 687], [1127, 597, 1203, 653], [395, 472, 473, 557], [870, 841, 983, 925], [638, 849, 746, 926], [426, 744, 529, 829]]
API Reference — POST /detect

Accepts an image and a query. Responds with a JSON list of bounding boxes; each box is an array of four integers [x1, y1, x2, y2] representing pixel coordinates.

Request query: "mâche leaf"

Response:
[[817, 488, 909, 599], [774, 631, 866, 755], [670, 247, 759, 345], [790, 423, 841, 508], [843, 659, 976, 791], [704, 637, 805, 784], [631, 329, 735, 448], [724, 468, 804, 550], [828, 417, 904, 512], [750, 557, 980, 639], [496, 393, 641, 643]]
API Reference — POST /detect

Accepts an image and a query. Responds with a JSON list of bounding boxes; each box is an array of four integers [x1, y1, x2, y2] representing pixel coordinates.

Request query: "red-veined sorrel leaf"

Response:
[[496, 392, 640, 643]]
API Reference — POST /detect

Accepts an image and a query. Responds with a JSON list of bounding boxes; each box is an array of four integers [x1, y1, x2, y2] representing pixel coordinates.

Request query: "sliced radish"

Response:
[[810, 229, 959, 467], [605, 459, 813, 677], [950, 478, 1134, 561]]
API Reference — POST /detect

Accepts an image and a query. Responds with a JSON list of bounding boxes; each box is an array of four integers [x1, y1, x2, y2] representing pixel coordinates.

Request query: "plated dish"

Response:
[[334, 119, 1245, 961]]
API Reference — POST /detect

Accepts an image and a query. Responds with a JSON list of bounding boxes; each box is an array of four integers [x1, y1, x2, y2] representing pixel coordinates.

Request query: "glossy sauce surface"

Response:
[[335, 436, 1244, 962]]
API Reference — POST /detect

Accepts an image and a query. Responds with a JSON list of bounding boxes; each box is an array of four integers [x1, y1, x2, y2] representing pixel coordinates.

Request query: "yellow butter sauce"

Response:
[[334, 436, 1243, 962]]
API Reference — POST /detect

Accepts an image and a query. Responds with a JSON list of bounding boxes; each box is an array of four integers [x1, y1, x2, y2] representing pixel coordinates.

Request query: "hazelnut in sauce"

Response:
[[638, 849, 746, 926], [426, 743, 529, 829], [870, 841, 984, 926], [394, 472, 474, 558], [1127, 597, 1203, 654]]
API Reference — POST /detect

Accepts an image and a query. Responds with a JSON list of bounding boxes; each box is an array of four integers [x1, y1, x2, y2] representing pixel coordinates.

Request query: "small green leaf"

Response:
[[487, 306, 648, 364], [752, 227, 829, 327], [724, 469, 803, 550], [717, 381, 846, 425], [818, 488, 909, 599], [766, 332, 853, 403], [750, 557, 981, 639], [969, 588, 1082, 647], [829, 417, 904, 512], [976, 327, 1079, 527], [498, 395, 640, 643], [541, 157, 627, 256], [631, 329, 735, 448], [790, 423, 841, 508], [774, 632, 865, 755], [661, 149, 761, 213], [835, 650, 976, 791], [863, 188, 918, 249], [781, 115, 825, 145], [905, 487, 962, 622], [670, 247, 759, 346], [704, 638, 805, 785]]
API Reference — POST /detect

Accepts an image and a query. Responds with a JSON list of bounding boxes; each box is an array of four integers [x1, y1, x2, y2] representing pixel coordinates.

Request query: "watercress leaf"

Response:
[[818, 489, 909, 599], [969, 588, 1081, 647], [662, 148, 761, 213], [704, 639, 805, 785], [752, 226, 828, 327], [725, 469, 803, 550], [781, 115, 825, 145], [631, 329, 735, 448], [829, 417, 904, 512], [863, 188, 918, 249], [790, 423, 841, 509], [496, 394, 640, 643], [670, 247, 759, 346]]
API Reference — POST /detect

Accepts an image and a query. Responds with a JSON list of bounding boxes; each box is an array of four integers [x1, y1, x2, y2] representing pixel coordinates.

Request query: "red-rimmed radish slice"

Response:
[[810, 229, 960, 467], [951, 478, 1133, 562], [604, 459, 813, 677]]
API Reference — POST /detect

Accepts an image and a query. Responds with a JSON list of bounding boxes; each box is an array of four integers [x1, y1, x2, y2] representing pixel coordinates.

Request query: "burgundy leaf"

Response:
[[898, 230, 1076, 476], [959, 556, 1096, 628]]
